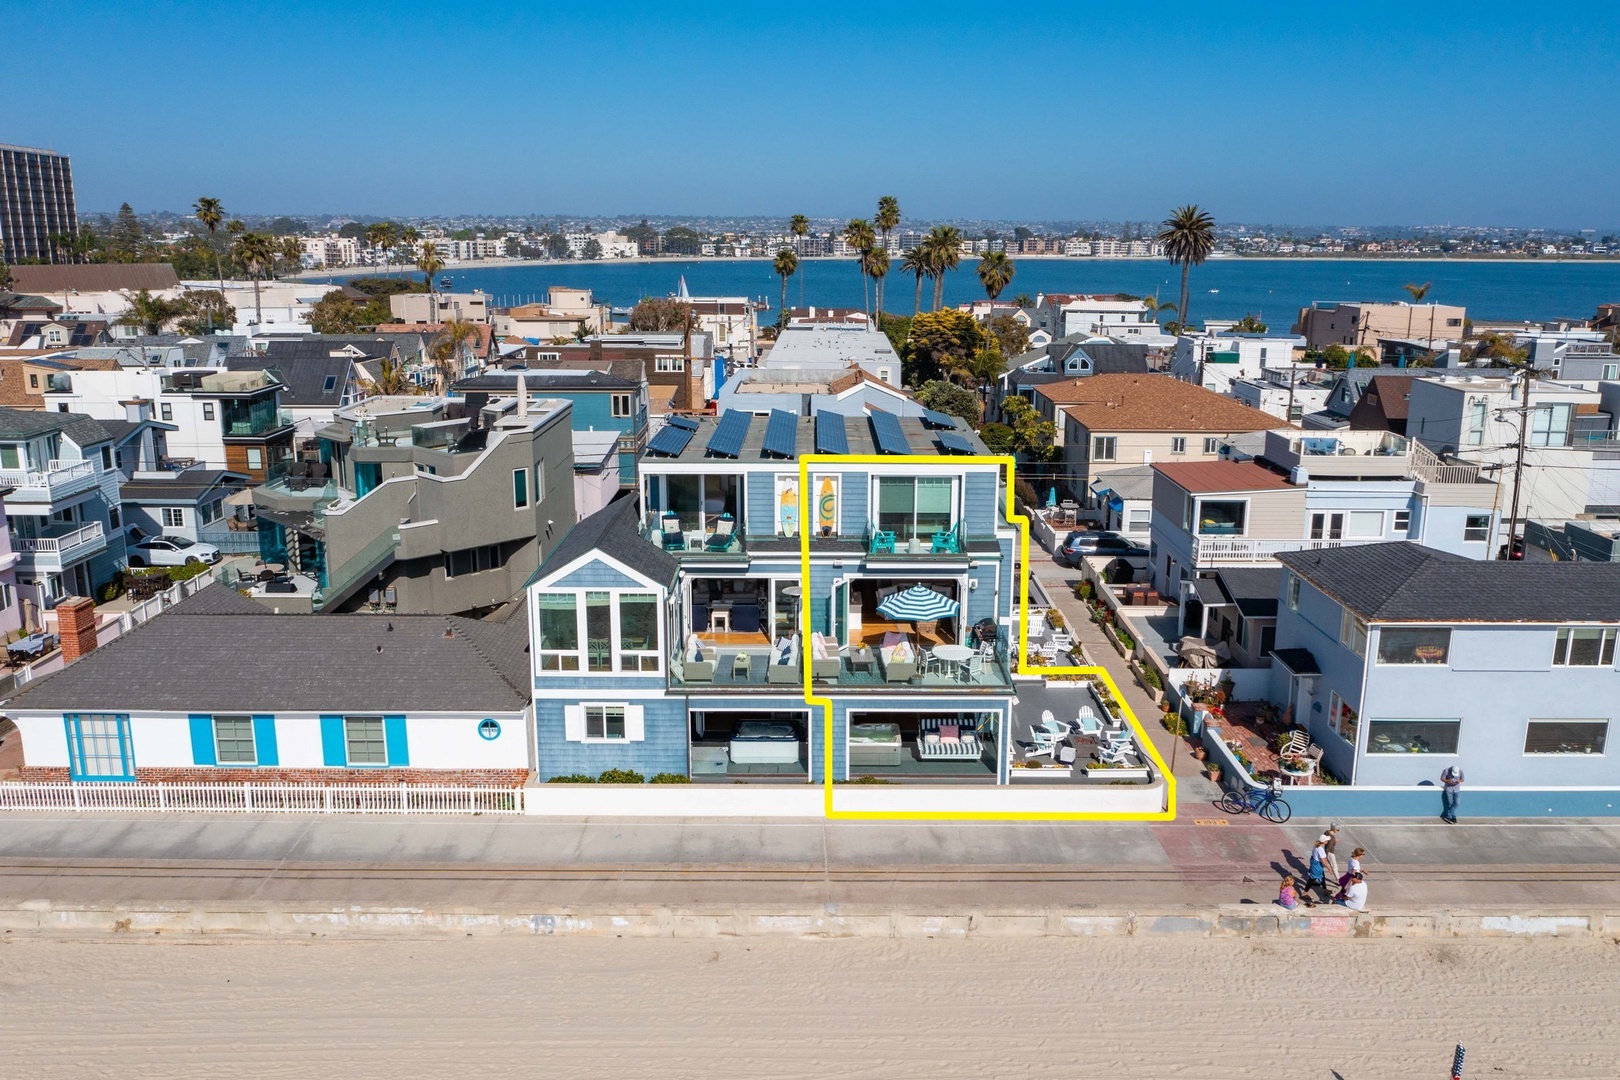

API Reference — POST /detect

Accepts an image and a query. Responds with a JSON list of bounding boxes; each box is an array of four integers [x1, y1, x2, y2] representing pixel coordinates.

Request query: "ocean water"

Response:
[[314, 258, 1620, 325]]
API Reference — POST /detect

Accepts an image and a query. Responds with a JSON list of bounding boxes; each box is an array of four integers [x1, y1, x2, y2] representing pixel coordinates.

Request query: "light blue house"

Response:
[[1265, 542, 1620, 812], [456, 368, 648, 487], [524, 409, 1021, 785]]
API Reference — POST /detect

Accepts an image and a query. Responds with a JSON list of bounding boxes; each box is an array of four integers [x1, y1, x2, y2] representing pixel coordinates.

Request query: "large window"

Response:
[[162, 508, 185, 528], [67, 713, 135, 780], [1338, 608, 1367, 656], [617, 593, 660, 672], [586, 705, 626, 740], [344, 716, 386, 765], [445, 544, 502, 578], [1529, 403, 1572, 448], [1196, 500, 1246, 536], [536, 593, 581, 670], [655, 355, 685, 372], [876, 476, 954, 543], [658, 474, 739, 534], [213, 715, 256, 764], [1465, 401, 1486, 445], [1347, 510, 1384, 538], [1376, 627, 1451, 665], [1525, 720, 1608, 755], [1553, 627, 1617, 667], [1367, 719, 1460, 755], [1463, 514, 1491, 543], [585, 591, 613, 671], [1092, 436, 1117, 461], [611, 393, 633, 417]]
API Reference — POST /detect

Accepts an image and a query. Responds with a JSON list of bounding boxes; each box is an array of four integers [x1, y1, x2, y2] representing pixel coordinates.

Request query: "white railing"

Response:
[[1191, 536, 1379, 566], [0, 459, 95, 494], [14, 521, 105, 554], [1409, 441, 1483, 485], [0, 781, 525, 815]]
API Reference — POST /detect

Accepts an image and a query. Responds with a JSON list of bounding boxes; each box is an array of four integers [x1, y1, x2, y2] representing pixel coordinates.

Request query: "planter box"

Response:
[[1103, 622, 1135, 659], [1083, 766, 1150, 780], [1128, 660, 1164, 704], [1012, 765, 1073, 779]]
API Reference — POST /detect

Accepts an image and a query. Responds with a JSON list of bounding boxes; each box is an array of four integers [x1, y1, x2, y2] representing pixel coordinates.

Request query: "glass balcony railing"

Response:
[[640, 513, 745, 555], [222, 410, 295, 437], [865, 520, 965, 556]]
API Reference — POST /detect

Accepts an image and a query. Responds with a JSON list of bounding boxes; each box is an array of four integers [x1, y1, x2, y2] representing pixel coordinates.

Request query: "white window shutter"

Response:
[[624, 705, 645, 742], [563, 705, 585, 741]]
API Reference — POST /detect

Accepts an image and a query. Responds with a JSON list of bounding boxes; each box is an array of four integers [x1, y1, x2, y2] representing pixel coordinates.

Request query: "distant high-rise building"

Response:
[[0, 142, 78, 264]]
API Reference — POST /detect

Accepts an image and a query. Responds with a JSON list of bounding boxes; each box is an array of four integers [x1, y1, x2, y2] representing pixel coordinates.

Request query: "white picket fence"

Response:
[[0, 781, 525, 815]]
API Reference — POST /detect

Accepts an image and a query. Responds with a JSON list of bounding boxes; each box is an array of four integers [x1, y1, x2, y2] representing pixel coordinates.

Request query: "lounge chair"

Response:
[[930, 530, 958, 554], [767, 634, 801, 684], [706, 514, 737, 552], [809, 632, 843, 680], [661, 513, 686, 552], [870, 530, 896, 555]]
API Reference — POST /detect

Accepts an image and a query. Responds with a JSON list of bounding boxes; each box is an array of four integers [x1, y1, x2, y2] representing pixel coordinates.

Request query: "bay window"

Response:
[[535, 590, 662, 674], [536, 593, 581, 670]]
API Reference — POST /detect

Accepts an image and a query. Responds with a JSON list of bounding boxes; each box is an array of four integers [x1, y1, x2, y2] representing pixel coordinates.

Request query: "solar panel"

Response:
[[869, 410, 912, 455], [706, 410, 752, 458], [815, 410, 849, 454], [938, 431, 975, 455], [920, 408, 957, 429], [646, 423, 695, 457], [667, 415, 700, 431], [763, 409, 798, 459]]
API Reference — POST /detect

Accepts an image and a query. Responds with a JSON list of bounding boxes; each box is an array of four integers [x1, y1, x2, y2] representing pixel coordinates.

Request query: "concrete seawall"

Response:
[[4, 902, 1616, 941]]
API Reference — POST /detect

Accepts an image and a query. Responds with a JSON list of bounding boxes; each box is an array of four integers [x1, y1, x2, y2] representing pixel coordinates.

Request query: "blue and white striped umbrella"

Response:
[[877, 585, 960, 622]]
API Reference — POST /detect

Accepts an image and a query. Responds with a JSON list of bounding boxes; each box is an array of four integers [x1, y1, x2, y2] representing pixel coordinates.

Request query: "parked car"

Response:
[[1058, 530, 1146, 566], [128, 536, 222, 568]]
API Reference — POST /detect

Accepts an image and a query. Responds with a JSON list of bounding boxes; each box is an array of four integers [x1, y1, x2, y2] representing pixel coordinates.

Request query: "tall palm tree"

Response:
[[867, 247, 890, 320], [226, 219, 245, 238], [772, 248, 799, 325], [276, 236, 302, 278], [843, 218, 875, 316], [193, 197, 226, 305], [1403, 281, 1433, 343], [874, 195, 900, 256], [366, 222, 398, 278], [789, 214, 810, 307], [924, 225, 963, 311], [1157, 204, 1216, 336], [416, 239, 445, 319], [977, 251, 1015, 301], [902, 248, 928, 316], [232, 233, 275, 327]]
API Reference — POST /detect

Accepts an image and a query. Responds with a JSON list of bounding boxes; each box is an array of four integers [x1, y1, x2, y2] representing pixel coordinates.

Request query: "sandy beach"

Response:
[[2, 936, 1615, 1079]]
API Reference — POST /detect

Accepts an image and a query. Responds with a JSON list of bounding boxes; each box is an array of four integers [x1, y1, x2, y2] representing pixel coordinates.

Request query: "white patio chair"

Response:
[[1097, 740, 1137, 765], [1025, 726, 1059, 760], [1074, 709, 1102, 739]]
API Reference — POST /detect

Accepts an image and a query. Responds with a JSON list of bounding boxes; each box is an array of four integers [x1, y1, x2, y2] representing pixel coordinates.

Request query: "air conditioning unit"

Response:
[[1290, 466, 1309, 485]]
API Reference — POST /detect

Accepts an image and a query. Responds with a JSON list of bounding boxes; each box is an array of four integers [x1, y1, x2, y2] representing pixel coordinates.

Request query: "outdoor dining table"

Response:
[[7, 633, 57, 660], [930, 644, 977, 680]]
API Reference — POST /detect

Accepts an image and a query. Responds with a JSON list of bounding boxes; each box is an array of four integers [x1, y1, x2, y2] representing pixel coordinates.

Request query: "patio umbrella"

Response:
[[1046, 486, 1058, 508], [877, 585, 960, 622]]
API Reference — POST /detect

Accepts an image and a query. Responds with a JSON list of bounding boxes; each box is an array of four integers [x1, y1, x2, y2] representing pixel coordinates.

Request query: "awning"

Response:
[[1271, 647, 1322, 676], [225, 488, 256, 506], [1190, 578, 1227, 606]]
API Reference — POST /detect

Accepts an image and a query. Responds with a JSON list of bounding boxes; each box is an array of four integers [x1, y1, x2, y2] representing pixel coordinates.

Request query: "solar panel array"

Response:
[[646, 423, 695, 457], [869, 410, 912, 455], [705, 410, 753, 458], [937, 431, 976, 455], [815, 410, 849, 454], [668, 416, 700, 431], [762, 409, 799, 458], [920, 408, 957, 429]]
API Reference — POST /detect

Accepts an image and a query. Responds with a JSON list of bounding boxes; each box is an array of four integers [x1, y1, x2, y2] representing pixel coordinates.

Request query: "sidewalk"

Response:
[[1029, 558, 1221, 808]]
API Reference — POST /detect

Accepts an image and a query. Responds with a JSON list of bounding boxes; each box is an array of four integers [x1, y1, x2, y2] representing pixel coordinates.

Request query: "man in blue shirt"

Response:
[[1440, 765, 1464, 823]]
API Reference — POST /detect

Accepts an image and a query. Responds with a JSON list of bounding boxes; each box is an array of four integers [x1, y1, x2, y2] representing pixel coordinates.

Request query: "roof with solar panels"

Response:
[[640, 408, 993, 464]]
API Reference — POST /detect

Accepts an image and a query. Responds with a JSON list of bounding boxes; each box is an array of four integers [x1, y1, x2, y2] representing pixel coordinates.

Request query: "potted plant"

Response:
[[1205, 762, 1222, 783], [1192, 745, 1207, 762]]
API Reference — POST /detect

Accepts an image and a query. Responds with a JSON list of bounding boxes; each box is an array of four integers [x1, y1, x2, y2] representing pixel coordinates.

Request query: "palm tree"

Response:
[[1141, 291, 1178, 325], [276, 236, 302, 278], [226, 219, 245, 238], [193, 197, 226, 305], [843, 218, 875, 316], [772, 248, 799, 325], [789, 214, 810, 306], [372, 356, 414, 396], [117, 290, 180, 335], [977, 251, 1015, 301], [366, 222, 398, 278], [1157, 204, 1216, 336], [416, 239, 445, 320], [902, 248, 928, 316], [923, 225, 963, 311], [1011, 292, 1034, 311], [867, 247, 890, 320], [874, 196, 900, 280], [1403, 281, 1433, 342], [430, 319, 480, 390], [232, 233, 275, 326]]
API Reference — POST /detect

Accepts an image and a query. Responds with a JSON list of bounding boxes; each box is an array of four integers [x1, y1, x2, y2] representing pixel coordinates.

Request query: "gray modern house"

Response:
[[249, 393, 576, 615]]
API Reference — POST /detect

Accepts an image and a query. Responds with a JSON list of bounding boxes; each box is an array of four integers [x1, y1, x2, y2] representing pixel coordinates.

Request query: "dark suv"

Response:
[[1058, 530, 1147, 567]]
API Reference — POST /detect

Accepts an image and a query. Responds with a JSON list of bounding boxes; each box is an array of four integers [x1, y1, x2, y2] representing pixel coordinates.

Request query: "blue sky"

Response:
[[4, 1, 1617, 226]]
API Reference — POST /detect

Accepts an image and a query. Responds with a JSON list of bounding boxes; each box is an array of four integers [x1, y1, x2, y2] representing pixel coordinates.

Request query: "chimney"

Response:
[[57, 596, 99, 662]]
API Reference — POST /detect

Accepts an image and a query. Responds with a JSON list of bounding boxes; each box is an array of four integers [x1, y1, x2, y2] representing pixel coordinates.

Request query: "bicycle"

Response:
[[1219, 780, 1292, 823]]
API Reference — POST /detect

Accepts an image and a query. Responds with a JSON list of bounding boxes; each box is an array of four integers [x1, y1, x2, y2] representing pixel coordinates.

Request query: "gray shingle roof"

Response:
[[1277, 542, 1620, 623], [119, 469, 246, 504], [529, 493, 676, 589], [2, 584, 531, 713], [1214, 567, 1282, 619], [456, 369, 639, 392], [225, 354, 350, 407], [0, 406, 113, 448]]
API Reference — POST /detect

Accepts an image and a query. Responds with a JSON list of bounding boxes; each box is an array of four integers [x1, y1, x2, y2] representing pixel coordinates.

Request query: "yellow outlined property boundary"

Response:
[[797, 453, 1176, 821]]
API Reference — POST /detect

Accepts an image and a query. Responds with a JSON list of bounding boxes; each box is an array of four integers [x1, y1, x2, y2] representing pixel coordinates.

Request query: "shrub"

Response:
[[1013, 476, 1039, 507], [648, 772, 690, 784], [546, 774, 597, 784], [1161, 711, 1188, 736], [165, 560, 214, 583], [597, 768, 646, 784], [98, 580, 125, 603], [1138, 664, 1162, 690], [834, 775, 895, 784], [1078, 580, 1095, 601]]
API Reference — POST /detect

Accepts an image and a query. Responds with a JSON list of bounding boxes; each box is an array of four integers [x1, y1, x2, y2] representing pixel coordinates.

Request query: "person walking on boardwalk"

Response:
[[1319, 823, 1342, 882], [1440, 765, 1465, 823], [1306, 835, 1328, 897]]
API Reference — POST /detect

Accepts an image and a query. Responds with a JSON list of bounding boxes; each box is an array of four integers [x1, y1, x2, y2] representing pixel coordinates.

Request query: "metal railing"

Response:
[[0, 781, 524, 814]]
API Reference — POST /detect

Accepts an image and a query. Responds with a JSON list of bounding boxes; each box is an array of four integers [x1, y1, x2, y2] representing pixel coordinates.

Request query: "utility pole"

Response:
[[1504, 367, 1533, 560]]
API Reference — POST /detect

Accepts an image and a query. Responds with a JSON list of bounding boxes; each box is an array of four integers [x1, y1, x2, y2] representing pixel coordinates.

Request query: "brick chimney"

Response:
[[57, 597, 99, 663]]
